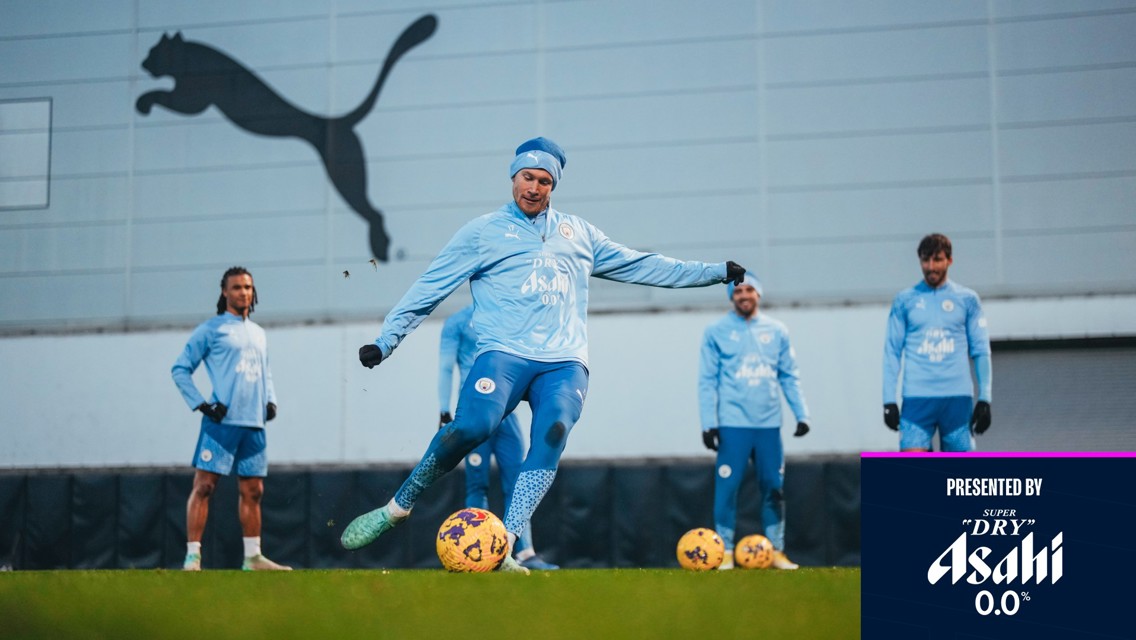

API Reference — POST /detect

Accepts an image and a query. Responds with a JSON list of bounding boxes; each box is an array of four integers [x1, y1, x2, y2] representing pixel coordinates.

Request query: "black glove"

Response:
[[794, 422, 810, 437], [359, 344, 383, 369], [266, 402, 277, 422], [971, 401, 991, 435], [702, 428, 719, 451], [439, 412, 453, 429], [197, 402, 227, 423], [725, 261, 747, 286], [883, 403, 900, 431]]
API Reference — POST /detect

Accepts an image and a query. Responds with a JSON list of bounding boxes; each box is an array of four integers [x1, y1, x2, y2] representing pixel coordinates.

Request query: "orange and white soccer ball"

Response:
[[436, 507, 509, 572], [735, 534, 775, 569], [676, 528, 725, 571]]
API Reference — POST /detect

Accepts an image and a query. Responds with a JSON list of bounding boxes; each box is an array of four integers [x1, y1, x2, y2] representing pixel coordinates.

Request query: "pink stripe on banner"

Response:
[[861, 451, 1136, 458]]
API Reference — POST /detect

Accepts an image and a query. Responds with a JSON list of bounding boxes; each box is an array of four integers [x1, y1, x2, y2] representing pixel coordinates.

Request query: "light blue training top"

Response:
[[883, 279, 992, 403], [699, 311, 810, 430], [172, 312, 277, 427], [373, 201, 727, 367]]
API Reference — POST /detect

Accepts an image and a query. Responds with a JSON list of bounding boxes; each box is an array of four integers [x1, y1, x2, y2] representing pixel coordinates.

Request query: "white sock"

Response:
[[506, 531, 518, 557], [387, 498, 411, 518], [514, 547, 535, 561], [187, 541, 201, 556], [243, 536, 261, 558]]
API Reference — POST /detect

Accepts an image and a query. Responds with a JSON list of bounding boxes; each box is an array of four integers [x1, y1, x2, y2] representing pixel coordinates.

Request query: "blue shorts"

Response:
[[191, 416, 268, 477], [899, 396, 974, 452]]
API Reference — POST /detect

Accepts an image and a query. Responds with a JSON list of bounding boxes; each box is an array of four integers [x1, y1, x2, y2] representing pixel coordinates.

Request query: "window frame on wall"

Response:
[[0, 97, 52, 211]]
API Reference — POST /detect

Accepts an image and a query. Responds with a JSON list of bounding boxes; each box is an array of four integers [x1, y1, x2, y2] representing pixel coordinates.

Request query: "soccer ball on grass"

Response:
[[436, 507, 509, 572], [676, 527, 725, 571], [735, 534, 775, 569]]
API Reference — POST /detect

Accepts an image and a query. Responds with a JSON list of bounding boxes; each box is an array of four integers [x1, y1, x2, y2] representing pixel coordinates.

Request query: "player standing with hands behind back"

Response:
[[699, 273, 810, 570], [883, 234, 992, 452], [171, 266, 290, 571]]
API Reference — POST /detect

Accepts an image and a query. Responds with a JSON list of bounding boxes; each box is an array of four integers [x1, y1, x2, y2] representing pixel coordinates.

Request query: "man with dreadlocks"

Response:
[[171, 266, 290, 571]]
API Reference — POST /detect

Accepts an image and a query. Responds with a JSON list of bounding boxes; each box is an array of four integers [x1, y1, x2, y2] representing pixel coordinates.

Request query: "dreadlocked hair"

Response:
[[216, 265, 258, 315]]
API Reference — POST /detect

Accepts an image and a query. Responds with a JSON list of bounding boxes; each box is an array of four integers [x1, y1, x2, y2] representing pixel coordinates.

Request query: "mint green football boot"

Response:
[[340, 505, 407, 550], [182, 552, 201, 571]]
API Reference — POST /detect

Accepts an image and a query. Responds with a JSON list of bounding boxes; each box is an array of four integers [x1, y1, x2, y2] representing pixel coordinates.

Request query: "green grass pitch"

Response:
[[1, 567, 860, 639]]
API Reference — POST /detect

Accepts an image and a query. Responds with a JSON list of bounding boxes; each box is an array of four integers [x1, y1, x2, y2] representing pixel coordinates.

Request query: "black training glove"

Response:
[[971, 401, 991, 435], [197, 402, 227, 423], [439, 412, 453, 429], [794, 422, 810, 437], [883, 403, 900, 431], [359, 344, 383, 368], [725, 261, 747, 286], [266, 402, 277, 422], [702, 428, 719, 451]]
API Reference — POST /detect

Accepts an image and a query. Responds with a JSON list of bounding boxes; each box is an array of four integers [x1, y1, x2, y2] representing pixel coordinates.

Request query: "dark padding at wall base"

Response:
[[0, 456, 860, 570]]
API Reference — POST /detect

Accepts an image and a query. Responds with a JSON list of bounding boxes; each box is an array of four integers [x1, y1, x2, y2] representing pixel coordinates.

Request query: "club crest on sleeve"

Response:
[[718, 464, 732, 479], [475, 377, 496, 394], [467, 452, 483, 467], [200, 449, 213, 462]]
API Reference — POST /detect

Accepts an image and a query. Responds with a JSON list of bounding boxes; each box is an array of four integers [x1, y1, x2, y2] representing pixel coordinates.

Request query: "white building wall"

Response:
[[3, 1, 1136, 467], [3, 294, 1132, 468]]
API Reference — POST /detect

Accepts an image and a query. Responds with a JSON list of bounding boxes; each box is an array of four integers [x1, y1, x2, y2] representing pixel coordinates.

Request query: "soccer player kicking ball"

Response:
[[699, 274, 810, 570], [172, 267, 291, 571], [342, 137, 747, 573], [882, 233, 992, 452], [439, 305, 558, 570]]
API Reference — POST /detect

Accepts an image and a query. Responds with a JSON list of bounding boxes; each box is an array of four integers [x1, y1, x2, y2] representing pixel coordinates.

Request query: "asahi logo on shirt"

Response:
[[235, 349, 262, 383], [734, 355, 776, 386], [917, 328, 955, 363]]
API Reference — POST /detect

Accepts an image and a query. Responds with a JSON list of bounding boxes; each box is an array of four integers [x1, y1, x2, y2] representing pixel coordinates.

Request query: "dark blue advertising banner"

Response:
[[863, 453, 1136, 640]]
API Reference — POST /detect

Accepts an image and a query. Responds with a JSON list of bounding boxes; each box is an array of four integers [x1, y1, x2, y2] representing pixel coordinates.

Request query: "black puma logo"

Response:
[[135, 15, 438, 262]]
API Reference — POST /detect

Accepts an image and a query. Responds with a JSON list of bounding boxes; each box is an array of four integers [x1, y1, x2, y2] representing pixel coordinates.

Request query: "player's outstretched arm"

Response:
[[359, 344, 383, 368], [360, 220, 484, 367], [725, 261, 746, 285], [588, 223, 735, 288]]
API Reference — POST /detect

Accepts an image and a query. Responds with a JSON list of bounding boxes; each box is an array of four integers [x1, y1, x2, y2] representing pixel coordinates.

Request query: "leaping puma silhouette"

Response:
[[136, 14, 438, 261]]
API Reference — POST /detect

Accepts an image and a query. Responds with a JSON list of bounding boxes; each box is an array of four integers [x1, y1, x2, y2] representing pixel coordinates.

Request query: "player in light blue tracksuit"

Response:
[[342, 136, 748, 573], [699, 273, 810, 570], [171, 266, 289, 571], [883, 233, 992, 452], [438, 304, 558, 570]]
